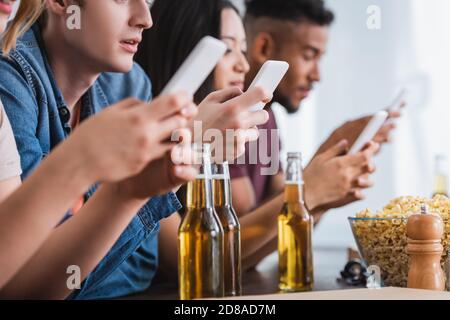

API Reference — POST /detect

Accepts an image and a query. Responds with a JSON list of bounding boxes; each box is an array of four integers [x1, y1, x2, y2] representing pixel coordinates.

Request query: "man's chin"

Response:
[[284, 103, 301, 114], [106, 60, 134, 74], [275, 95, 302, 114]]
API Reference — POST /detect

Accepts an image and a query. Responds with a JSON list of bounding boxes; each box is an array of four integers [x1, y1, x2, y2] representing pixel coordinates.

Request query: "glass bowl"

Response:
[[348, 217, 449, 287]]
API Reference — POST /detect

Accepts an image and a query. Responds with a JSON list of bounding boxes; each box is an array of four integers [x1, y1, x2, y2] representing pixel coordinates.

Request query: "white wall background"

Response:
[[233, 0, 450, 248]]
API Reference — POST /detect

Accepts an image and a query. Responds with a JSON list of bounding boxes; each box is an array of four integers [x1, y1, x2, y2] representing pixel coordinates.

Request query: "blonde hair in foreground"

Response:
[[2, 0, 45, 54]]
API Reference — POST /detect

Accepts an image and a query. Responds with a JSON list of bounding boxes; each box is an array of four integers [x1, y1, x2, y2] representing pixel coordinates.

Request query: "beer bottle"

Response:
[[278, 152, 314, 292], [433, 154, 448, 197], [178, 144, 224, 300], [212, 162, 241, 296]]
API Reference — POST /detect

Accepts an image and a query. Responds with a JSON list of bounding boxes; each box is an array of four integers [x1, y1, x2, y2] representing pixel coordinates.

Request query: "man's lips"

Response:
[[298, 86, 313, 97], [0, 0, 15, 15], [119, 38, 141, 54]]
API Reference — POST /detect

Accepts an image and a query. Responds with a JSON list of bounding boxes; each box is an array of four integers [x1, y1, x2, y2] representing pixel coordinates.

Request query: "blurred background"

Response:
[[11, 0, 450, 248], [231, 0, 450, 248]]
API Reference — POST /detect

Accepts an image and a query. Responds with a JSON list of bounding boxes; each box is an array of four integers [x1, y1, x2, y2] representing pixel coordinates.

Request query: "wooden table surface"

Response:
[[126, 246, 364, 300]]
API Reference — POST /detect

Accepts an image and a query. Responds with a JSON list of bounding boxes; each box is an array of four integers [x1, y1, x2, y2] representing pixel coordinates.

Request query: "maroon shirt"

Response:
[[229, 108, 282, 209]]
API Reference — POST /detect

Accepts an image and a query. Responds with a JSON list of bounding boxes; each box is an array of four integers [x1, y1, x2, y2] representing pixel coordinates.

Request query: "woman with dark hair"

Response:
[[136, 0, 246, 104], [136, 0, 283, 281]]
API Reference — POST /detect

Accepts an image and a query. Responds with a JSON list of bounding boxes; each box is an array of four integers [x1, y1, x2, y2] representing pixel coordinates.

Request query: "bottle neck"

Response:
[[434, 157, 448, 196], [187, 146, 213, 209], [213, 176, 232, 207], [434, 175, 448, 196], [284, 157, 306, 204], [284, 181, 306, 204], [212, 162, 233, 207], [286, 157, 303, 181], [187, 176, 214, 209]]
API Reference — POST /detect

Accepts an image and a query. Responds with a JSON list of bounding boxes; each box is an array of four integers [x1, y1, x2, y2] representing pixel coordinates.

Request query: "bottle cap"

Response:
[[287, 152, 302, 160]]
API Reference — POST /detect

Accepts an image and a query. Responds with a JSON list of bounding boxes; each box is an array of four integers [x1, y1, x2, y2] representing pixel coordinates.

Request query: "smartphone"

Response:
[[247, 60, 289, 112], [161, 36, 227, 96], [389, 89, 407, 113], [348, 111, 389, 154]]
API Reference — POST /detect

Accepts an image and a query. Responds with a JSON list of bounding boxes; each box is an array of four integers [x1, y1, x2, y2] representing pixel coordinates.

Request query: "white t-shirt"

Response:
[[0, 99, 22, 181]]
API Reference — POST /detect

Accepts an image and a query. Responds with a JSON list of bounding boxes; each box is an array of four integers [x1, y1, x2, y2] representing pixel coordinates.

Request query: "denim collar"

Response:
[[31, 23, 109, 126]]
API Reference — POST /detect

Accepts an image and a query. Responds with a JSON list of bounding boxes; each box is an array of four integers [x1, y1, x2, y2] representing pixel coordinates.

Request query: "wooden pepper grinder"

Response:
[[406, 205, 445, 291]]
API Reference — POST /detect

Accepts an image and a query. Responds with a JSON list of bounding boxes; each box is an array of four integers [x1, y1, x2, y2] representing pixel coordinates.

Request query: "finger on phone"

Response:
[[322, 140, 349, 160], [227, 86, 271, 112], [158, 115, 188, 139], [347, 143, 377, 173], [361, 141, 380, 155], [387, 110, 402, 119], [150, 91, 192, 120], [207, 87, 243, 103], [245, 110, 269, 128], [179, 102, 198, 119]]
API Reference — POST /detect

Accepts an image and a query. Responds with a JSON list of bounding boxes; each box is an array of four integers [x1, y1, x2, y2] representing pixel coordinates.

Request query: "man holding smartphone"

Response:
[[0, 0, 270, 299], [226, 0, 402, 268]]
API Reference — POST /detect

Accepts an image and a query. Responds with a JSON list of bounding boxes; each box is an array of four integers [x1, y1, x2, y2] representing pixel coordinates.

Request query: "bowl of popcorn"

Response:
[[349, 195, 450, 287]]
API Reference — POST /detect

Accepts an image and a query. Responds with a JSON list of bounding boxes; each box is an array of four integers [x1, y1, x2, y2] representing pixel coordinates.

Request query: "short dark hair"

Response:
[[135, 0, 239, 103], [245, 0, 334, 26]]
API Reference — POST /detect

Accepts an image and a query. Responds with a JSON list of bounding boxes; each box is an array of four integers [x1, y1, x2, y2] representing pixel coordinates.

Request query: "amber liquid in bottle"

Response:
[[433, 155, 448, 197], [213, 162, 242, 296], [278, 153, 313, 292], [178, 145, 224, 300]]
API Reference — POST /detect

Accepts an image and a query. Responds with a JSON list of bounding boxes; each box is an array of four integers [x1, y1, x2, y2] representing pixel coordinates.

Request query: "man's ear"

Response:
[[46, 0, 69, 16], [249, 32, 276, 65]]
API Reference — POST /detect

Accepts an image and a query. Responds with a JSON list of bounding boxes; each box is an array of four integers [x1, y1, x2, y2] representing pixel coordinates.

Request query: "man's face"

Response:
[[62, 0, 152, 73], [271, 21, 329, 113]]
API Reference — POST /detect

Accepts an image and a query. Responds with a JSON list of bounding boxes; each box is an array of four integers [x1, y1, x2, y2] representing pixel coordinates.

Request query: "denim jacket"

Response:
[[0, 24, 180, 299]]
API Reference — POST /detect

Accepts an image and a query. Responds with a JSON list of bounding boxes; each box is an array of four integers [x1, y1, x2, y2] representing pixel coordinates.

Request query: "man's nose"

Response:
[[130, 1, 153, 30], [310, 62, 321, 82]]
